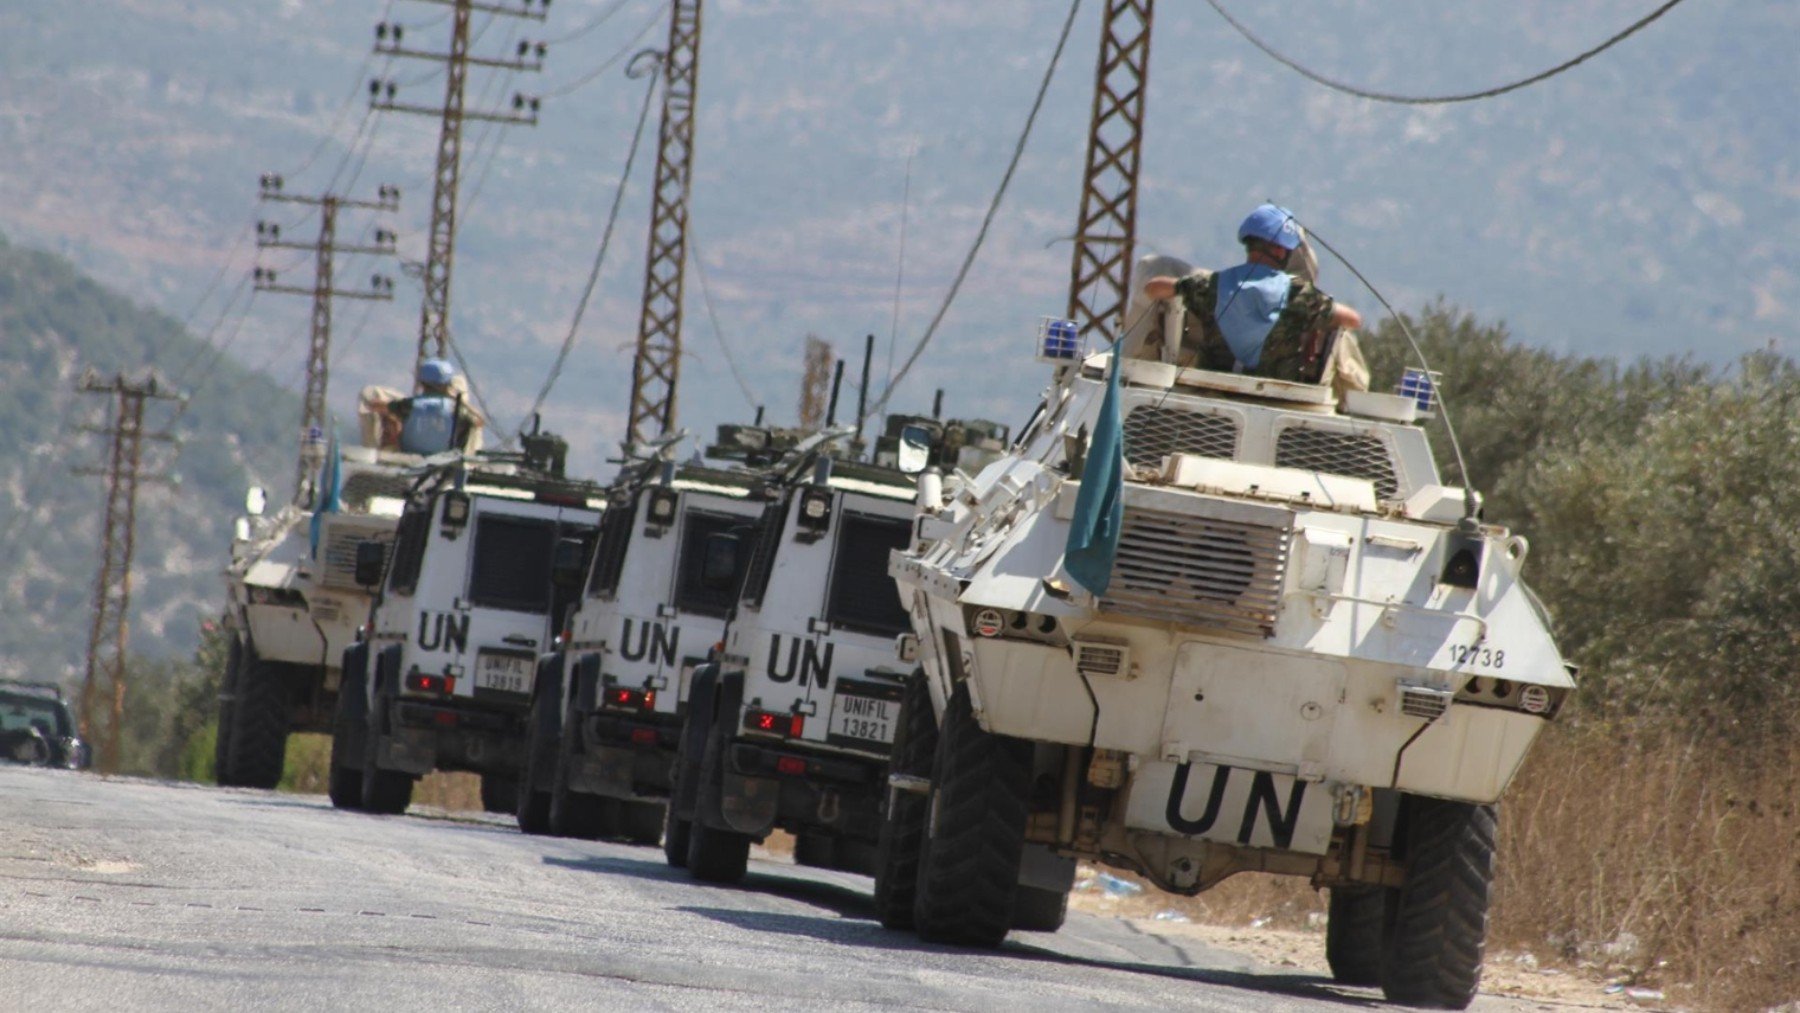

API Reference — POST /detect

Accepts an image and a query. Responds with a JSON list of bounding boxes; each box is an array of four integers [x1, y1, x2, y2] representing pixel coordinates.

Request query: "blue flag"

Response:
[[309, 436, 342, 559], [1064, 352, 1125, 595]]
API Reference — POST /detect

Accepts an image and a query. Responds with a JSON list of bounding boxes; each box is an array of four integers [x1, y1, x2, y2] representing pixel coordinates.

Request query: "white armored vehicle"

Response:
[[517, 444, 762, 843], [882, 316, 1574, 1008], [328, 442, 603, 815], [215, 450, 413, 787]]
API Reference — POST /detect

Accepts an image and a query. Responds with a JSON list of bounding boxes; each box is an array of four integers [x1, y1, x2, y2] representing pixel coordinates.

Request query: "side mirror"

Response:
[[245, 485, 267, 517], [353, 540, 387, 589], [700, 533, 742, 591], [897, 424, 933, 475], [551, 537, 587, 588]]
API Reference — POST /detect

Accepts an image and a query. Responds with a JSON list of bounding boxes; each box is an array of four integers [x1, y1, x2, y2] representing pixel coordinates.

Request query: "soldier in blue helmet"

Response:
[[389, 357, 474, 454], [1143, 204, 1363, 385]]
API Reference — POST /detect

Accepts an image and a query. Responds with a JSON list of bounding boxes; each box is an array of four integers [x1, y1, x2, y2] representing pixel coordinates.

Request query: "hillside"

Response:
[[0, 1, 1793, 480], [0, 233, 299, 682]]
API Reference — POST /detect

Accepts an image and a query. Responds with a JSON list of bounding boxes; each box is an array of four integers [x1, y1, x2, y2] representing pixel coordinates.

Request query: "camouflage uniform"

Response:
[[1172, 272, 1339, 384]]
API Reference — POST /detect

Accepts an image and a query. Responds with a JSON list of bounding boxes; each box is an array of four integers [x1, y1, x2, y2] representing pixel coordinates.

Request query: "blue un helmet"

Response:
[[417, 357, 457, 389], [1237, 203, 1303, 252]]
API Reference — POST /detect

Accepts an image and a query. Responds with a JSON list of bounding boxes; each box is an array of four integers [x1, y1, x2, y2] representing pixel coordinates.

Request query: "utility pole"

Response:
[[625, 0, 704, 451], [798, 336, 833, 431], [74, 370, 183, 775], [370, 0, 549, 371], [1067, 0, 1154, 346], [253, 174, 399, 504]]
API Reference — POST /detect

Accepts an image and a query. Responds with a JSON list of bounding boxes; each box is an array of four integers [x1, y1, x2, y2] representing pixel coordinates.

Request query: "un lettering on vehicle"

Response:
[[1124, 760, 1336, 854], [619, 617, 679, 668], [417, 611, 469, 654]]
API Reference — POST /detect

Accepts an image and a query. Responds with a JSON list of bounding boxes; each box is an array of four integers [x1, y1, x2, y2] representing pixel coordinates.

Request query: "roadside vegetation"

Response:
[[106, 304, 1795, 1009]]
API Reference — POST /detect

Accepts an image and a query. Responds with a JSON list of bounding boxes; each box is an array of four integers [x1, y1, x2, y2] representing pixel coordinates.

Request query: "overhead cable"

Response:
[[1203, 0, 1690, 105], [543, 2, 670, 99], [546, 0, 635, 45], [688, 232, 762, 413], [868, 0, 1083, 422], [515, 54, 662, 441]]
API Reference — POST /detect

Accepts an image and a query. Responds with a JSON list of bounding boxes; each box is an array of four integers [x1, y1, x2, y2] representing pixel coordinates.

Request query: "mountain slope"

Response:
[[0, 232, 299, 682]]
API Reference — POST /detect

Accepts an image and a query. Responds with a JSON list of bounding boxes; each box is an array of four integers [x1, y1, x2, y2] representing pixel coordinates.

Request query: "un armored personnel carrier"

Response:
[[215, 450, 413, 788], [882, 311, 1574, 1008], [328, 442, 603, 815], [517, 441, 763, 842]]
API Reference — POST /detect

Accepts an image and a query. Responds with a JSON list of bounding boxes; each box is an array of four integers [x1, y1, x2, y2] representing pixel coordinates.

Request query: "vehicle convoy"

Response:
[[328, 439, 604, 816], [659, 418, 1083, 925], [516, 443, 764, 843], [214, 450, 413, 788], [0, 679, 90, 769], [880, 303, 1575, 1008]]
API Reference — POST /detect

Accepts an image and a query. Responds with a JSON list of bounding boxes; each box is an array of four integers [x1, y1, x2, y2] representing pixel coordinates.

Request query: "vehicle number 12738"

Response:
[[1446, 642, 1505, 669]]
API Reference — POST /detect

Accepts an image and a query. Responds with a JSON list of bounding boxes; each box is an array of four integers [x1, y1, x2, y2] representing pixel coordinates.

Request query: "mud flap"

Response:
[[567, 743, 637, 797], [372, 645, 433, 776], [1018, 842, 1077, 892], [573, 653, 602, 716], [720, 765, 779, 836], [671, 665, 720, 823]]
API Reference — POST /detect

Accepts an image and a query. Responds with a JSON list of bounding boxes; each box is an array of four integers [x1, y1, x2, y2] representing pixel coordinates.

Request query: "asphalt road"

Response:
[[0, 765, 1547, 1011]]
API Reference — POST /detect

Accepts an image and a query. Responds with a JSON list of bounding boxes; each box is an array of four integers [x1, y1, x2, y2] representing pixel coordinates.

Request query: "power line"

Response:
[[516, 57, 661, 439], [546, 0, 635, 45], [543, 1, 669, 99], [688, 231, 760, 413], [869, 0, 1083, 422], [1203, 0, 1690, 106]]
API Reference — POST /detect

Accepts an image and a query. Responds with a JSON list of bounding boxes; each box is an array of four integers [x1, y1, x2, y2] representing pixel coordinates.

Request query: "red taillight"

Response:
[[630, 728, 658, 746], [606, 687, 657, 711], [406, 673, 455, 695], [775, 756, 806, 776], [744, 709, 805, 738]]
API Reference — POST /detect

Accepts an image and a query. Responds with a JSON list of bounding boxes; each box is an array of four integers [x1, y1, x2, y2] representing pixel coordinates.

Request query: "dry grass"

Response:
[[277, 733, 485, 812]]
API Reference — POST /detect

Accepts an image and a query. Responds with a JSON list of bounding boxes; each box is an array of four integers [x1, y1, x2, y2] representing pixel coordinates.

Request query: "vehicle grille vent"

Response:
[[1274, 427, 1399, 499], [1399, 684, 1454, 722], [1121, 405, 1239, 470], [320, 526, 395, 591], [310, 600, 342, 624], [1073, 641, 1130, 679], [1102, 506, 1291, 637]]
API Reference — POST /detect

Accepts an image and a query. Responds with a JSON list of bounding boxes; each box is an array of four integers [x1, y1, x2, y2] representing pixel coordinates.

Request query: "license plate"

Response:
[[826, 678, 905, 748], [475, 652, 532, 695]]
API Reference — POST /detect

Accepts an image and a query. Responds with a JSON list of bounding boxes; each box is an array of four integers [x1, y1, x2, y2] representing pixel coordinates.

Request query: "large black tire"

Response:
[[912, 683, 1032, 948], [549, 698, 614, 840], [480, 774, 518, 815], [663, 809, 693, 868], [793, 833, 836, 869], [516, 662, 562, 835], [687, 672, 751, 884], [873, 669, 936, 930], [618, 800, 666, 846], [1012, 885, 1071, 932], [327, 645, 368, 811], [212, 633, 242, 784], [663, 666, 718, 870], [1326, 885, 1394, 986], [224, 641, 290, 789], [360, 696, 414, 816], [1380, 799, 1497, 1010]]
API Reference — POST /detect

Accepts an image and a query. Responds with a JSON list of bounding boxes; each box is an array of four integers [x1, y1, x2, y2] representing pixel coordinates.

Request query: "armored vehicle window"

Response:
[[468, 514, 558, 613], [737, 501, 789, 609], [673, 510, 748, 618], [1122, 405, 1239, 469], [387, 508, 431, 595], [587, 498, 638, 597], [824, 512, 911, 637], [1274, 426, 1399, 499]]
